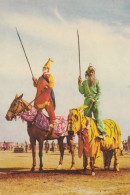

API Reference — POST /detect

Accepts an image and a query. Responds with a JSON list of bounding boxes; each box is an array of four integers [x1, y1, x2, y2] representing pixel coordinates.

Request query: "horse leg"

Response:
[[57, 137, 64, 169], [30, 139, 36, 172], [83, 149, 88, 171], [39, 140, 43, 172], [90, 157, 95, 176], [107, 150, 113, 170], [67, 136, 75, 169], [94, 145, 100, 168], [103, 151, 108, 170], [103, 150, 112, 170], [114, 148, 120, 171]]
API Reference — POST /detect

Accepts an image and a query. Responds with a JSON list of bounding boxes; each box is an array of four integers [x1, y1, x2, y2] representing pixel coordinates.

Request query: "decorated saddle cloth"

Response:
[[20, 106, 68, 137]]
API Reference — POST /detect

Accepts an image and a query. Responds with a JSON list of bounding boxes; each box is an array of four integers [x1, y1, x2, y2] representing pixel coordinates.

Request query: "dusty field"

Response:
[[0, 149, 130, 195]]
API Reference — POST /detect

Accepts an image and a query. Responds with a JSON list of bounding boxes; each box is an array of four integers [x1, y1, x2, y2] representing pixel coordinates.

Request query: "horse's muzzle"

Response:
[[5, 115, 10, 121], [5, 112, 13, 121]]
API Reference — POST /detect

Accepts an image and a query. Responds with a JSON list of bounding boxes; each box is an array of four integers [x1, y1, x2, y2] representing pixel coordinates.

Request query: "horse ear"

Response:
[[77, 105, 88, 112], [17, 94, 23, 100], [15, 94, 18, 99]]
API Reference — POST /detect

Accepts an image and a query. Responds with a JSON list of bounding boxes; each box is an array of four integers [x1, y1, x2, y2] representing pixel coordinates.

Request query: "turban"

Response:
[[85, 63, 95, 77]]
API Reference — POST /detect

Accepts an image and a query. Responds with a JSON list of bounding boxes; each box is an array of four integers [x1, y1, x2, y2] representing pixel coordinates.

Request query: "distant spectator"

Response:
[[120, 142, 123, 156], [3, 141, 6, 151], [51, 141, 55, 152], [25, 141, 28, 152], [45, 140, 49, 153]]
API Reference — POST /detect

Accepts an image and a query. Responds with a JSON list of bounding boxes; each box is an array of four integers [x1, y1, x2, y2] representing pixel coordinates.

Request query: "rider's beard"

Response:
[[87, 75, 95, 87], [43, 69, 49, 74]]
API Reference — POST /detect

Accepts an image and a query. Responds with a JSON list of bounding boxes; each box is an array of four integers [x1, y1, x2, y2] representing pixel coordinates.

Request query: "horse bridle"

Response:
[[8, 99, 28, 118], [7, 89, 47, 119]]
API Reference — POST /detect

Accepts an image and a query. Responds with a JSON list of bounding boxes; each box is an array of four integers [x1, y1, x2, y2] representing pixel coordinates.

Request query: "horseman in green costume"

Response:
[[78, 63, 106, 139]]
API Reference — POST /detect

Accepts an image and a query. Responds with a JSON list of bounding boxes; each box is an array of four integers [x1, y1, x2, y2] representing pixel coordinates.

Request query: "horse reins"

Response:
[[26, 89, 47, 109]]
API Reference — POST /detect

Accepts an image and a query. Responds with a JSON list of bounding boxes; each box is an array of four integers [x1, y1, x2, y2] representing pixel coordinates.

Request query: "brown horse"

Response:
[[5, 94, 75, 172]]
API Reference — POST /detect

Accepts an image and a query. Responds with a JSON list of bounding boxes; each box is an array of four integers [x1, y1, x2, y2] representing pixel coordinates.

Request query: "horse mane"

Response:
[[22, 99, 32, 110]]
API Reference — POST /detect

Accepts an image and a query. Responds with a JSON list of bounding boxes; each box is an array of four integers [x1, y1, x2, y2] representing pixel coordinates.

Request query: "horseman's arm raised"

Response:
[[32, 77, 38, 87], [78, 78, 85, 95]]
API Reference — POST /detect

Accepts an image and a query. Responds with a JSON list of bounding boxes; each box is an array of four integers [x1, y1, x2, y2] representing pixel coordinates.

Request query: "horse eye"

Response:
[[12, 102, 17, 107]]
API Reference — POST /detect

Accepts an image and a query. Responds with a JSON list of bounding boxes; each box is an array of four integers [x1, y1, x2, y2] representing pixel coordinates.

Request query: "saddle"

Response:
[[20, 106, 68, 137]]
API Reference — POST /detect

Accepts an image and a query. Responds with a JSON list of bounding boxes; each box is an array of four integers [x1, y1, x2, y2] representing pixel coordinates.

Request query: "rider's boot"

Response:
[[48, 124, 59, 139]]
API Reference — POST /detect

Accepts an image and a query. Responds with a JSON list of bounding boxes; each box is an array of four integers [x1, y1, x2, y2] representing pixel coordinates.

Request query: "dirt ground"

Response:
[[0, 149, 130, 195]]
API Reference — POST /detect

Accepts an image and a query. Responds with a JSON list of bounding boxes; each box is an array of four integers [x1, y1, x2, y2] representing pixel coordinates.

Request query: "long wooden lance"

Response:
[[77, 29, 81, 77], [16, 28, 34, 78]]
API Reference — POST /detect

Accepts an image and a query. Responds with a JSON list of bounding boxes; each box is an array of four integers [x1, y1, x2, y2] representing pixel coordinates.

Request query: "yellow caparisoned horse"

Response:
[[67, 105, 121, 175]]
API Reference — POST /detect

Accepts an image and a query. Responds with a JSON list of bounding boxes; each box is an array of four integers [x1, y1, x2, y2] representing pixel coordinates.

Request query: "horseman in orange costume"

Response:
[[32, 58, 56, 135]]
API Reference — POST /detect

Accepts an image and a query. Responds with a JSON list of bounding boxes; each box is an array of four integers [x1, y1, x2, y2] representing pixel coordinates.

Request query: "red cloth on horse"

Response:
[[19, 107, 68, 137]]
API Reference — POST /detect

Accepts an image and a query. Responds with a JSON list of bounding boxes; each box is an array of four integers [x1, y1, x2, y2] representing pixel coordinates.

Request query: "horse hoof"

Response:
[[92, 172, 95, 176], [39, 168, 44, 173], [57, 164, 62, 169], [104, 166, 109, 171], [83, 167, 89, 171], [30, 167, 35, 172], [115, 168, 119, 172], [82, 169, 88, 175], [70, 166, 75, 170]]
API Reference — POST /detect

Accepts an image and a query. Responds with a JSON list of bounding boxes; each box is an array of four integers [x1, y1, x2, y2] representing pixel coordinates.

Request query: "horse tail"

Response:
[[102, 119, 121, 149]]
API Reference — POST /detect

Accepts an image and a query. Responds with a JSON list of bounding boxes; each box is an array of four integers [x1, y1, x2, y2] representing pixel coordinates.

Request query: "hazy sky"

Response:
[[0, 0, 130, 143]]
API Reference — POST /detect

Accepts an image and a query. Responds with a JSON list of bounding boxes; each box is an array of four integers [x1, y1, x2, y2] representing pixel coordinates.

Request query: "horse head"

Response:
[[5, 94, 31, 121], [67, 105, 88, 136]]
